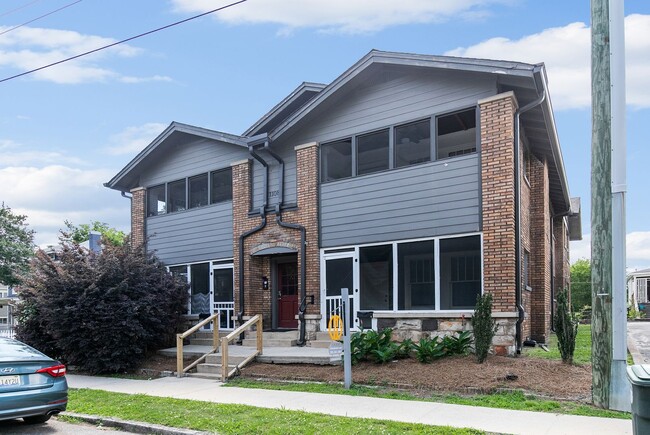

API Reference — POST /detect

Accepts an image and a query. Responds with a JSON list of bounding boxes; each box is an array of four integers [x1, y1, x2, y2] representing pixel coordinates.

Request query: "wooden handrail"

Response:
[[176, 313, 220, 378], [220, 314, 263, 382]]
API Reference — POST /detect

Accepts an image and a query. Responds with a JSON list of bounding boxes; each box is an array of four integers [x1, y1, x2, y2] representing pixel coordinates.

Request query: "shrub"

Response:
[[413, 331, 473, 363], [348, 328, 396, 364], [472, 293, 496, 363], [553, 290, 579, 364], [16, 240, 188, 374]]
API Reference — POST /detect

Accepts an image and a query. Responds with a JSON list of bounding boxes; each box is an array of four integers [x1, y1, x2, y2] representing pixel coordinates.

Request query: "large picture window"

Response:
[[147, 184, 166, 216], [211, 168, 232, 204], [359, 245, 393, 311], [436, 108, 477, 159], [395, 119, 431, 168], [189, 173, 208, 209], [439, 235, 481, 310], [321, 139, 352, 182], [357, 129, 389, 176], [167, 179, 186, 213]]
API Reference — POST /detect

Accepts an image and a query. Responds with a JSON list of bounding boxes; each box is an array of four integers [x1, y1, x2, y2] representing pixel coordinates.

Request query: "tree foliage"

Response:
[[0, 203, 35, 286], [472, 293, 497, 363], [16, 240, 188, 374], [63, 220, 127, 247], [570, 258, 591, 312]]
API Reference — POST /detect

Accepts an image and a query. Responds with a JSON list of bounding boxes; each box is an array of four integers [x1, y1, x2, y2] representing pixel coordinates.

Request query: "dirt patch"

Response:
[[141, 353, 592, 401]]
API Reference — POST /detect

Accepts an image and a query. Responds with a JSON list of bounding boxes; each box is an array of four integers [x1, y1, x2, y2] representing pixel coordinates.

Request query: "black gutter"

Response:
[[265, 144, 307, 346], [237, 144, 269, 341], [514, 66, 546, 354]]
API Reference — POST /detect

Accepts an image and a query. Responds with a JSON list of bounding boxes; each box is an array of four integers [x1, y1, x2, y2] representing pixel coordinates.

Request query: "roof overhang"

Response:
[[251, 246, 297, 256], [105, 122, 247, 192]]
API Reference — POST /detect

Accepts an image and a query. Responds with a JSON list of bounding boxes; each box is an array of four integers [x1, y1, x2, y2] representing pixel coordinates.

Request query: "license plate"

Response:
[[0, 375, 20, 386]]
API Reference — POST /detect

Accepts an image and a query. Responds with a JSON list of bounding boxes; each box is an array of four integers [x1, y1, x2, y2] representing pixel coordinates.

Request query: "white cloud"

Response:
[[445, 14, 650, 110], [172, 0, 508, 34], [570, 232, 650, 270], [0, 25, 169, 84], [0, 138, 87, 166], [105, 123, 167, 156], [120, 75, 173, 84]]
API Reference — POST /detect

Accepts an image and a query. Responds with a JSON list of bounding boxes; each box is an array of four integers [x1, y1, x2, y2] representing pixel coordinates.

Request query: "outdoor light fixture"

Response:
[[262, 276, 269, 290]]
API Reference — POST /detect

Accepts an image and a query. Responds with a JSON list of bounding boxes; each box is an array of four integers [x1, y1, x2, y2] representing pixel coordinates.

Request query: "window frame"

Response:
[[147, 184, 167, 217], [435, 106, 478, 161], [210, 167, 233, 204]]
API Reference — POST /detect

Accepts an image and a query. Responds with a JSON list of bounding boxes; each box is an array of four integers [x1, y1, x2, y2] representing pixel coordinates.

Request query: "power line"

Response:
[[0, 0, 247, 84], [0, 0, 43, 19], [0, 0, 83, 37]]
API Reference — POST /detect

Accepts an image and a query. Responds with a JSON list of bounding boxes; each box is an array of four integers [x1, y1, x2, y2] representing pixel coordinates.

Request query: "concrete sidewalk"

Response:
[[67, 374, 632, 435]]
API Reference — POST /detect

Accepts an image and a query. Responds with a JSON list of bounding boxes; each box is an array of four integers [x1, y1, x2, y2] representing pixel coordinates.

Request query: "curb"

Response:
[[60, 412, 211, 435]]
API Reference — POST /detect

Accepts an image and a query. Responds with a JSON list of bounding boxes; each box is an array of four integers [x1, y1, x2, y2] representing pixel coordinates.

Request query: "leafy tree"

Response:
[[0, 203, 35, 286], [16, 240, 188, 374], [570, 258, 591, 312], [63, 220, 127, 246]]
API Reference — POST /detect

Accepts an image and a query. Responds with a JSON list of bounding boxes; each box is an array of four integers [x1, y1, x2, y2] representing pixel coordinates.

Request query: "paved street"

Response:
[[628, 321, 650, 364], [0, 417, 132, 434]]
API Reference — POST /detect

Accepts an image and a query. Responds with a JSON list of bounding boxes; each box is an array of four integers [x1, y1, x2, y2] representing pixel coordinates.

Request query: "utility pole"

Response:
[[591, 0, 630, 411]]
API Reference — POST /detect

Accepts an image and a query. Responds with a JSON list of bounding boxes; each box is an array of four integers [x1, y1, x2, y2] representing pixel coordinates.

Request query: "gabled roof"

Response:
[[266, 49, 571, 215], [243, 82, 326, 137], [630, 268, 650, 277], [105, 122, 247, 192]]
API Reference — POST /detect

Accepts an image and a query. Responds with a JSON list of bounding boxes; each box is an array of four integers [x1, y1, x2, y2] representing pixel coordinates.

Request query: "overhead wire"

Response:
[[0, 0, 43, 19], [0, 0, 247, 84], [0, 0, 84, 36]]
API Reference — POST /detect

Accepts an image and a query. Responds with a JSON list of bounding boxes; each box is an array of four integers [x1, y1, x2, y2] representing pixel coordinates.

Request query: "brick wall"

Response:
[[529, 154, 552, 342], [130, 187, 146, 248], [520, 141, 532, 340], [479, 92, 518, 315], [232, 143, 320, 331]]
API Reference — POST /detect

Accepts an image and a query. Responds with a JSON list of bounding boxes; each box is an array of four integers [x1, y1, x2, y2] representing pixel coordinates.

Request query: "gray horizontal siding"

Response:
[[321, 154, 480, 247], [140, 137, 248, 187], [147, 202, 233, 265], [285, 68, 496, 146]]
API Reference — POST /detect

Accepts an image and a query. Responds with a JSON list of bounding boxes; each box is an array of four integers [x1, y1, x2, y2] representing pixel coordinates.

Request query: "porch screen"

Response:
[[359, 245, 392, 311], [439, 235, 481, 309], [190, 263, 210, 315]]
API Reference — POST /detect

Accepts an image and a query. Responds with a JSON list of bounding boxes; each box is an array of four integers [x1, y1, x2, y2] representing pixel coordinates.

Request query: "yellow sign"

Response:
[[328, 314, 343, 341]]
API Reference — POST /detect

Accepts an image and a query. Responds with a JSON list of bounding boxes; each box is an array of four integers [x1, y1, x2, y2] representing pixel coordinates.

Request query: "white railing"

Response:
[[0, 327, 15, 338], [325, 295, 355, 325], [214, 301, 235, 330]]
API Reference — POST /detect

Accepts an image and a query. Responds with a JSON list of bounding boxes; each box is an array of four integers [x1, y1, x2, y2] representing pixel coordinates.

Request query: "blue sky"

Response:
[[0, 0, 648, 268]]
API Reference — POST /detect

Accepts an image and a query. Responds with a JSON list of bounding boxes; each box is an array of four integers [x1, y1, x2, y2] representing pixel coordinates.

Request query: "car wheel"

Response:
[[23, 414, 51, 424]]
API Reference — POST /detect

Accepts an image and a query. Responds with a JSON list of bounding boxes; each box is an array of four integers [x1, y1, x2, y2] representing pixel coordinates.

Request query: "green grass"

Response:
[[68, 389, 482, 434], [524, 324, 592, 364], [226, 378, 631, 420]]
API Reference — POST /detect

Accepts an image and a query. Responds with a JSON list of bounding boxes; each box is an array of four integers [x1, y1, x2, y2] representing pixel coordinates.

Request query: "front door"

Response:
[[321, 251, 360, 331], [277, 261, 299, 329]]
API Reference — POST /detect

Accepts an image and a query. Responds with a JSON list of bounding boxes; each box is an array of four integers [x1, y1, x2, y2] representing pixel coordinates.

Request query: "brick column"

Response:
[[479, 92, 518, 314], [530, 155, 552, 342], [231, 159, 255, 321], [130, 187, 145, 248]]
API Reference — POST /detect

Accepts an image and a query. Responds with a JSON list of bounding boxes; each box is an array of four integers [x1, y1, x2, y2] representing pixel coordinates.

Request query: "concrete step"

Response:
[[205, 353, 249, 365], [185, 372, 221, 381], [315, 331, 333, 341], [308, 340, 333, 349], [189, 338, 221, 346], [242, 338, 297, 347], [245, 330, 299, 340], [196, 363, 237, 375]]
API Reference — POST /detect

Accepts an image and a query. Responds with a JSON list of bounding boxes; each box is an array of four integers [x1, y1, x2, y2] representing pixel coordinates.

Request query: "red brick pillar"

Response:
[[530, 156, 552, 342], [231, 158, 254, 320], [479, 92, 518, 314], [130, 187, 145, 248]]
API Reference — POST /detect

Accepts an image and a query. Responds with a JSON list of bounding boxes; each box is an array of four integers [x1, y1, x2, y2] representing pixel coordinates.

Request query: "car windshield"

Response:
[[0, 338, 51, 362]]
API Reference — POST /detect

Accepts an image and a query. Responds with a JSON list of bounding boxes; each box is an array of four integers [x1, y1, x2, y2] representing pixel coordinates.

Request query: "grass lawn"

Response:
[[525, 324, 592, 364], [67, 389, 482, 434], [226, 379, 630, 420]]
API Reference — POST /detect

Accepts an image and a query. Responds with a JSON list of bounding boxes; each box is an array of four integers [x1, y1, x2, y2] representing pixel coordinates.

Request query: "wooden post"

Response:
[[176, 334, 184, 378], [213, 313, 220, 350], [257, 315, 263, 355], [591, 0, 613, 409], [221, 337, 229, 382]]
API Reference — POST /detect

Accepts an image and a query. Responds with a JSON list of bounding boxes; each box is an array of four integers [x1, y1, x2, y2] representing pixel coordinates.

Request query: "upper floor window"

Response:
[[357, 129, 389, 176], [436, 108, 476, 160], [147, 167, 232, 217], [321, 139, 352, 182], [395, 119, 431, 168]]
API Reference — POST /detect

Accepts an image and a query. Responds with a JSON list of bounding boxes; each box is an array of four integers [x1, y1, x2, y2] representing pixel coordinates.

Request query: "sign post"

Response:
[[341, 287, 352, 389]]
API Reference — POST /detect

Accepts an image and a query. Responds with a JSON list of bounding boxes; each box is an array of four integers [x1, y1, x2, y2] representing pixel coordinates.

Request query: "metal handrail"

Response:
[[220, 314, 263, 382], [176, 313, 220, 378]]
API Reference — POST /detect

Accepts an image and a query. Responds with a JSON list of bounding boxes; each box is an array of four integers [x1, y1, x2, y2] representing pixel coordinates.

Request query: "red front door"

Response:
[[277, 261, 299, 329]]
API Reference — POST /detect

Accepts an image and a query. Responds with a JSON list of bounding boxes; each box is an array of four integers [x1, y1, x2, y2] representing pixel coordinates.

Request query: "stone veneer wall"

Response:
[[130, 187, 146, 247], [232, 143, 321, 336]]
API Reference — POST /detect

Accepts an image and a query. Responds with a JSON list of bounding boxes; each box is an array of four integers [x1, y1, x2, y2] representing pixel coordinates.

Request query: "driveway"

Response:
[[628, 321, 650, 364]]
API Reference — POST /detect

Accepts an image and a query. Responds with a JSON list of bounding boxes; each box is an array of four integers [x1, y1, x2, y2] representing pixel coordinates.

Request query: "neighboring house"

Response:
[[0, 284, 18, 337], [629, 268, 650, 316], [106, 50, 582, 355]]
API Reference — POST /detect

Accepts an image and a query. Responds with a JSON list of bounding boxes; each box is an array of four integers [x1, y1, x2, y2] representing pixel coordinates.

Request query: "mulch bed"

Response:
[[140, 353, 592, 402]]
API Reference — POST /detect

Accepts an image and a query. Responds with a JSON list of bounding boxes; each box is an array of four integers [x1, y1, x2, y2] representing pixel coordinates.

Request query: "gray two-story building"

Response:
[[106, 50, 581, 355]]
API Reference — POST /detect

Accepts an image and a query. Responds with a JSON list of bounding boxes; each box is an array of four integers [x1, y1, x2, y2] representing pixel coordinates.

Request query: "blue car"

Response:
[[0, 337, 68, 424]]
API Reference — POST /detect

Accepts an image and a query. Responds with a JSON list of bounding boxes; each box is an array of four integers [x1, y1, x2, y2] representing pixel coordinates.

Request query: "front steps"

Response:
[[241, 330, 298, 347]]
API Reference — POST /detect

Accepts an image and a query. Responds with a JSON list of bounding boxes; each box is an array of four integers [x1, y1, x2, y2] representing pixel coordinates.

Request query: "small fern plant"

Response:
[[472, 293, 497, 363]]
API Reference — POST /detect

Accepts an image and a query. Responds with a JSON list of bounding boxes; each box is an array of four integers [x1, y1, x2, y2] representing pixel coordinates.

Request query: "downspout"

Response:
[[514, 66, 546, 354], [266, 144, 307, 346], [237, 144, 269, 340]]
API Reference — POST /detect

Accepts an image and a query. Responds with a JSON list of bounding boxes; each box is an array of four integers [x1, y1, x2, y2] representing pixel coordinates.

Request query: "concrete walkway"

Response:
[[628, 321, 650, 365], [67, 374, 632, 435]]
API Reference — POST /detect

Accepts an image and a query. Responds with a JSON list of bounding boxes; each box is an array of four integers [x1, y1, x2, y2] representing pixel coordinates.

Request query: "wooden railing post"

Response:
[[213, 312, 220, 350], [176, 334, 183, 378], [257, 314, 263, 355], [221, 337, 229, 382]]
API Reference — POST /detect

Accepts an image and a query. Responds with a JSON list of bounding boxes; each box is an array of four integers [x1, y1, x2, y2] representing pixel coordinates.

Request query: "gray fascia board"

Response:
[[105, 121, 247, 191], [243, 82, 327, 136], [268, 49, 538, 141]]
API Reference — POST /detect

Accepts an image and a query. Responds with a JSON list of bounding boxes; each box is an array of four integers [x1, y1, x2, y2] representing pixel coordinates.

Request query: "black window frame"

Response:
[[320, 139, 353, 182], [356, 128, 390, 176], [210, 167, 233, 204], [147, 184, 166, 217], [167, 178, 187, 213], [435, 107, 478, 161], [188, 173, 209, 209]]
